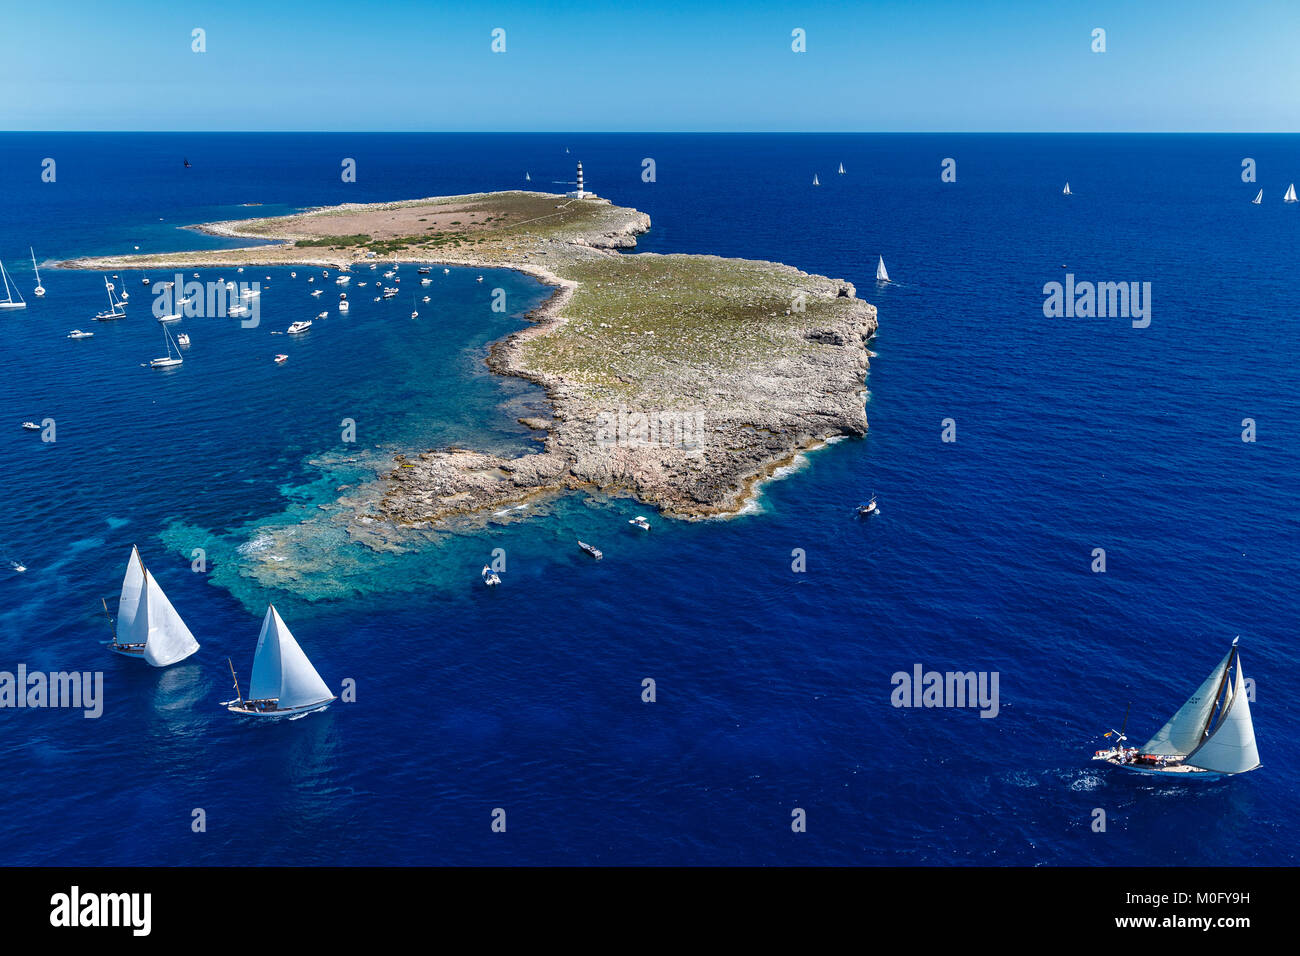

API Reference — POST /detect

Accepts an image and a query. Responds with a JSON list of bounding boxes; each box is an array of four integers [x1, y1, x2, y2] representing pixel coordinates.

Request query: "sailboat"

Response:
[[0, 261, 27, 310], [225, 605, 336, 718], [876, 256, 890, 283], [812, 174, 820, 186], [1252, 189, 1263, 204], [837, 162, 845, 175], [1092, 638, 1260, 777], [525, 172, 531, 181], [1062, 182, 1072, 195], [30, 248, 45, 297], [105, 546, 200, 666], [1285, 183, 1297, 203], [94, 276, 126, 320], [150, 325, 184, 368]]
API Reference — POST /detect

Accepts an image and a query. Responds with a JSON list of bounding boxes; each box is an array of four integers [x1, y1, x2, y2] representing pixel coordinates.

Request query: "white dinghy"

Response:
[[105, 546, 200, 666], [225, 605, 336, 718], [1092, 637, 1260, 778]]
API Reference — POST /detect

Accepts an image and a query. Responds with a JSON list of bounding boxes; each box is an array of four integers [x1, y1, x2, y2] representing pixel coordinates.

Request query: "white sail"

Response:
[[0, 261, 26, 307], [141, 571, 200, 666], [838, 162, 845, 174], [115, 547, 150, 646], [1186, 658, 1259, 774], [1140, 648, 1231, 755], [813, 174, 820, 186], [1285, 183, 1297, 202], [1252, 189, 1263, 204], [1063, 182, 1071, 195], [249, 606, 333, 709], [876, 256, 889, 282]]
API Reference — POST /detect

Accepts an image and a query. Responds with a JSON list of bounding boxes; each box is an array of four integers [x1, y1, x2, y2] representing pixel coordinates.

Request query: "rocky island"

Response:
[[63, 191, 878, 523]]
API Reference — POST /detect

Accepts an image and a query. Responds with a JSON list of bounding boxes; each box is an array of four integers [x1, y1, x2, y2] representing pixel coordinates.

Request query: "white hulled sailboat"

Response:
[[107, 546, 200, 666], [876, 256, 889, 283], [0, 261, 27, 311], [225, 605, 336, 718], [1285, 183, 1297, 203], [94, 276, 126, 320], [1062, 182, 1072, 195], [1251, 189, 1263, 204], [1092, 638, 1260, 777], [30, 248, 45, 297]]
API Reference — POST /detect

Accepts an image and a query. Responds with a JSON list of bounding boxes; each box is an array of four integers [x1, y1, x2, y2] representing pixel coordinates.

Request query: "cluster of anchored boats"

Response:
[[105, 546, 336, 719]]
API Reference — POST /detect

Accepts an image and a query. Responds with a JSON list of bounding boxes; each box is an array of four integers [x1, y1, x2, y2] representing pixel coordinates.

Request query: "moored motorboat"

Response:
[[481, 565, 501, 587], [287, 320, 312, 334], [21, 421, 40, 430], [578, 540, 603, 560], [67, 329, 94, 339], [629, 516, 650, 531]]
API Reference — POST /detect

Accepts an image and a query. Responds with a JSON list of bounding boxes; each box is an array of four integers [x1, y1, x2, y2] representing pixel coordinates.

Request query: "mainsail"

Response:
[[1186, 653, 1260, 774], [876, 256, 889, 282], [249, 606, 334, 709], [116, 547, 150, 646], [1285, 183, 1297, 202], [1140, 648, 1232, 755]]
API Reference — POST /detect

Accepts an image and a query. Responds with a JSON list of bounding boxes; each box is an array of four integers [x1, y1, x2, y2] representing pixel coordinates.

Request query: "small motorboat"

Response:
[[629, 516, 651, 531], [421, 278, 432, 285], [228, 304, 250, 318], [287, 320, 312, 334], [383, 288, 399, 298], [290, 271, 297, 278], [856, 496, 879, 516], [21, 421, 40, 431], [237, 267, 244, 273], [67, 330, 94, 339], [142, 277, 151, 285], [411, 309, 419, 319], [358, 281, 367, 287], [481, 565, 501, 587], [443, 268, 450, 274], [418, 266, 431, 274], [373, 297, 381, 302], [336, 275, 350, 284], [578, 540, 603, 560], [274, 353, 288, 364], [422, 296, 431, 303], [323, 270, 330, 278], [311, 289, 324, 297], [316, 311, 328, 319], [339, 299, 350, 313], [476, 276, 484, 282], [157, 311, 182, 323], [176, 333, 190, 346]]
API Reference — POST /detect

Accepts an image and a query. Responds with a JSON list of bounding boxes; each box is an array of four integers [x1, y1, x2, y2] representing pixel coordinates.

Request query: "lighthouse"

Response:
[[566, 161, 587, 199]]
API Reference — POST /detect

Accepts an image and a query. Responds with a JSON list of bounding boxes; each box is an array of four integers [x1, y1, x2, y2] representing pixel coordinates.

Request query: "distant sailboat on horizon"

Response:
[[1092, 637, 1260, 778], [525, 172, 531, 181], [1252, 189, 1263, 204], [0, 261, 27, 310], [813, 174, 820, 186], [105, 546, 200, 666], [1062, 181, 1072, 196], [1285, 183, 1297, 202], [837, 162, 845, 174], [224, 605, 336, 718], [876, 256, 890, 283]]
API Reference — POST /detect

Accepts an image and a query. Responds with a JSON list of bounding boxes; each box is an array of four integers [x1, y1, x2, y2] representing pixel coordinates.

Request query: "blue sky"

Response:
[[3, 0, 1297, 131]]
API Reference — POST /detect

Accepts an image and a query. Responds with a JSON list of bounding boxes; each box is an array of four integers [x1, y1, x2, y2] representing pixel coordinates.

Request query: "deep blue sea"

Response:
[[0, 133, 1295, 865]]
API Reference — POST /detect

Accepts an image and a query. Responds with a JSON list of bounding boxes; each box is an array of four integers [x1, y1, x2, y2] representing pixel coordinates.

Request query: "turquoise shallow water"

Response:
[[0, 133, 1296, 865]]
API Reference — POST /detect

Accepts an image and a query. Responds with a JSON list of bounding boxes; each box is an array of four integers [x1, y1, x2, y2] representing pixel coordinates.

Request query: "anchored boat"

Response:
[[1092, 638, 1260, 778], [578, 540, 603, 560]]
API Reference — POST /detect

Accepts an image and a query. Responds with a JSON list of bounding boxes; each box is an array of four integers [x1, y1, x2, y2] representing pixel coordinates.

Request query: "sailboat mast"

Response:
[[1199, 645, 1236, 743], [227, 657, 243, 705]]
